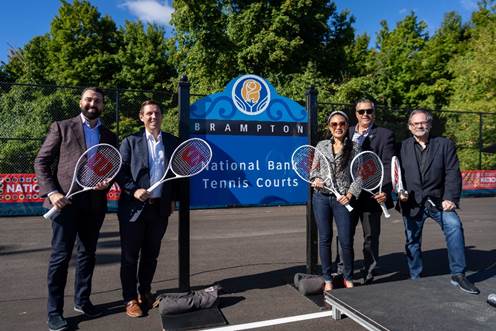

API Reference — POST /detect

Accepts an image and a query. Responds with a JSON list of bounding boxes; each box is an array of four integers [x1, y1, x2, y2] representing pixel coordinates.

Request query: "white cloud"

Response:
[[459, 0, 478, 12], [399, 8, 408, 15], [121, 1, 174, 25]]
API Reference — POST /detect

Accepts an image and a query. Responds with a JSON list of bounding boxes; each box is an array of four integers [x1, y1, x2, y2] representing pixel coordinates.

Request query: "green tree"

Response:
[[46, 0, 120, 86], [3, 35, 51, 84], [412, 12, 466, 109], [446, 2, 496, 170], [372, 13, 429, 107], [171, 0, 356, 96], [114, 21, 176, 90]]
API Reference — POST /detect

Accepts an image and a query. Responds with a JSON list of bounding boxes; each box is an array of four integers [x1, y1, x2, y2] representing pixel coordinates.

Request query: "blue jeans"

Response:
[[403, 206, 466, 279], [312, 191, 354, 281]]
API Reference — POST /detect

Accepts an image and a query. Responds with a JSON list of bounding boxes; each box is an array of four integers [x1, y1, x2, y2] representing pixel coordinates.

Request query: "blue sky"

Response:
[[0, 0, 479, 65]]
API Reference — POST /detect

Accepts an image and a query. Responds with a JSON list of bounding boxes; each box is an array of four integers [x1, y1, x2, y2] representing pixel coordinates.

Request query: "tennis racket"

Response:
[[43, 143, 122, 221], [291, 145, 353, 212], [391, 156, 408, 200], [350, 151, 390, 218], [147, 137, 212, 193]]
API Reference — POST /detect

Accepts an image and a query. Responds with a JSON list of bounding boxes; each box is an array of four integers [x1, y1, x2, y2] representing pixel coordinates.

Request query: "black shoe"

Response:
[[363, 275, 374, 285], [450, 275, 480, 295], [74, 302, 104, 318], [47, 314, 68, 331]]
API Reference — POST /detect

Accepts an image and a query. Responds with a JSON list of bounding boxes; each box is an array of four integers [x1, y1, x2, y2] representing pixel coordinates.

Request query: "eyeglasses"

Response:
[[409, 121, 429, 127], [357, 108, 374, 115], [330, 121, 347, 129]]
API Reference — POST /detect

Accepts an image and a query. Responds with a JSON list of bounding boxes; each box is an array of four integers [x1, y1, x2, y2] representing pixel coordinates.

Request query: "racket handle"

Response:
[[332, 190, 354, 212], [380, 202, 390, 218], [43, 206, 60, 221]]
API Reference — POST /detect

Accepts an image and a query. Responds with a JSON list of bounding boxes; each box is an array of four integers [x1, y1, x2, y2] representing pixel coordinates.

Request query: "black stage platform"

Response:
[[324, 274, 496, 331]]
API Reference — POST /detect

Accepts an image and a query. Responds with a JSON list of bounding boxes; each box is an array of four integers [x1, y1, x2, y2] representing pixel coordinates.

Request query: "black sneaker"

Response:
[[47, 314, 68, 331], [74, 302, 104, 318], [450, 275, 480, 295]]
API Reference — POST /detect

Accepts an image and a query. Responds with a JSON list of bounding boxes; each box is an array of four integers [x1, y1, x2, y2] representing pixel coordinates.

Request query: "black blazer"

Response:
[[349, 124, 395, 211], [399, 136, 462, 217], [117, 130, 180, 223]]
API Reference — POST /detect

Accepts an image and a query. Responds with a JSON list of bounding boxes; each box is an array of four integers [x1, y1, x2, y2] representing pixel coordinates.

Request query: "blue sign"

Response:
[[189, 75, 308, 208]]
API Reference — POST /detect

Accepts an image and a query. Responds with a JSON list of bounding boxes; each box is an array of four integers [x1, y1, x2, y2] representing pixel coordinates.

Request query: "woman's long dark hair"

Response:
[[331, 135, 353, 172], [325, 113, 353, 172]]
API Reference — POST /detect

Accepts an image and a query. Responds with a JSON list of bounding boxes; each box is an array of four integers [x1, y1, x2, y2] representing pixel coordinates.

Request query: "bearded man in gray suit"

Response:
[[35, 87, 118, 331]]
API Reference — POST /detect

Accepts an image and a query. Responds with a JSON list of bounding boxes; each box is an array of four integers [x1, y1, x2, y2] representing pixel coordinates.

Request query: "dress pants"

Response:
[[47, 200, 104, 316], [119, 203, 168, 302]]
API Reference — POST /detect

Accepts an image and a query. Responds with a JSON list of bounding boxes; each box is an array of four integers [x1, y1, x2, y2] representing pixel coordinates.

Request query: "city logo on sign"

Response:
[[231, 74, 271, 116]]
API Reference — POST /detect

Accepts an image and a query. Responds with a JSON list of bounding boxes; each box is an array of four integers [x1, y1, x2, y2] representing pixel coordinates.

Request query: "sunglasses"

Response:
[[330, 121, 347, 129], [357, 108, 374, 115]]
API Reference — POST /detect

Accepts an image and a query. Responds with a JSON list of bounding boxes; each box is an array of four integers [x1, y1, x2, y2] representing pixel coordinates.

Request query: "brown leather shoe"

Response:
[[126, 299, 143, 318], [139, 293, 158, 310]]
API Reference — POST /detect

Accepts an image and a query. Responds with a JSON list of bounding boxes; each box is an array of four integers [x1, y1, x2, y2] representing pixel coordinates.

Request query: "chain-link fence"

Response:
[[319, 102, 496, 170], [0, 82, 178, 173], [1, 82, 494, 174]]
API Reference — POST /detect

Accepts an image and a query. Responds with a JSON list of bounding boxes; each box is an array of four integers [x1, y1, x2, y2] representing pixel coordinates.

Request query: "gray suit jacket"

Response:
[[116, 130, 180, 223], [34, 115, 118, 211]]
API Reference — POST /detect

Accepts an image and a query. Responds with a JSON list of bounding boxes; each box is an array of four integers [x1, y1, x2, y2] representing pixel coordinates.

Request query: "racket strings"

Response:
[[351, 156, 382, 190], [171, 140, 211, 176], [76, 146, 121, 187], [292, 146, 332, 182]]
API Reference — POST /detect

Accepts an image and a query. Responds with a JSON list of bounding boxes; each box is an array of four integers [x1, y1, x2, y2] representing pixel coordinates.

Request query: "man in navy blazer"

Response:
[[337, 99, 394, 285], [117, 100, 179, 317], [399, 109, 479, 294]]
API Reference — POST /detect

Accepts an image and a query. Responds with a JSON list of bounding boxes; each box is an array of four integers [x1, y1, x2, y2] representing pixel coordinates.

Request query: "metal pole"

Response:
[[479, 113, 483, 169], [305, 86, 318, 274], [178, 75, 191, 291]]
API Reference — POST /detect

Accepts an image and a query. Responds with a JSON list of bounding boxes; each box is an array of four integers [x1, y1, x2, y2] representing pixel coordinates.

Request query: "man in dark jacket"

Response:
[[399, 109, 479, 294], [116, 100, 179, 317], [337, 99, 395, 285], [35, 87, 118, 331]]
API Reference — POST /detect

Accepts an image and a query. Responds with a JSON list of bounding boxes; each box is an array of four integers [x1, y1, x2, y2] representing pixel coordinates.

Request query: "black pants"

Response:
[[47, 203, 104, 316], [119, 204, 168, 302], [337, 210, 381, 279]]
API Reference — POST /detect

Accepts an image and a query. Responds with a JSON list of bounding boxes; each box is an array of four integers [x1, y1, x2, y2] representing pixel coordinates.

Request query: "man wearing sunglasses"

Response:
[[336, 98, 395, 285]]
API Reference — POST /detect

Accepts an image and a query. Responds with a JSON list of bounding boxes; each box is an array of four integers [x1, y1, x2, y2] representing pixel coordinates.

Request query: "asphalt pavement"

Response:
[[0, 197, 495, 331]]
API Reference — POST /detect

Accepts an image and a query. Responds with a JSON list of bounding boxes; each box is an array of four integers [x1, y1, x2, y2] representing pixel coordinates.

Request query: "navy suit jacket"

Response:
[[349, 124, 395, 211], [117, 130, 180, 223], [400, 136, 462, 217]]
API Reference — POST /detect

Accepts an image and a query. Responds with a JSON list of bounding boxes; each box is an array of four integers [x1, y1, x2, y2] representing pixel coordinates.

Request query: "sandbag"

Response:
[[294, 273, 324, 295], [158, 285, 219, 315]]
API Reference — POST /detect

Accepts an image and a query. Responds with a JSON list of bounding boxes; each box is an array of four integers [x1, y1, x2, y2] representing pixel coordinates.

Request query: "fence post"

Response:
[[479, 113, 483, 170], [178, 75, 191, 291], [305, 86, 318, 274]]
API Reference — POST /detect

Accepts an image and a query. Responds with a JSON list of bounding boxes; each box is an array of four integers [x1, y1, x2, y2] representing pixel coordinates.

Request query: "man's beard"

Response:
[[81, 107, 101, 120]]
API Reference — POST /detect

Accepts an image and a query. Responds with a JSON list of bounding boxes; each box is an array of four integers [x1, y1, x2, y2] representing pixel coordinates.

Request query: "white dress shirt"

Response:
[[145, 130, 165, 199]]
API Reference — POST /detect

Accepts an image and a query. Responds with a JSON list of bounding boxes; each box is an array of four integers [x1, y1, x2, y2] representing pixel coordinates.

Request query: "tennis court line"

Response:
[[201, 310, 333, 330]]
